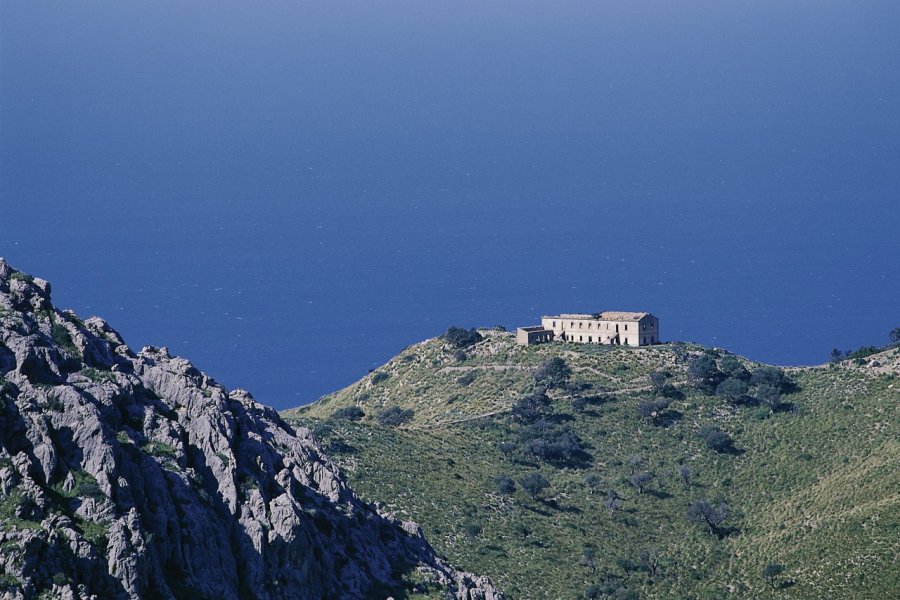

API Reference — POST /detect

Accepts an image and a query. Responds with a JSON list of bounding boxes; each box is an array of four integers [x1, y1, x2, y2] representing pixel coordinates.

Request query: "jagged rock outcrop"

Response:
[[0, 259, 503, 600]]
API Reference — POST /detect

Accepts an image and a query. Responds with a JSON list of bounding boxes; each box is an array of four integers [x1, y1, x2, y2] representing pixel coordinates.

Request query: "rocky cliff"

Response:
[[0, 259, 502, 600]]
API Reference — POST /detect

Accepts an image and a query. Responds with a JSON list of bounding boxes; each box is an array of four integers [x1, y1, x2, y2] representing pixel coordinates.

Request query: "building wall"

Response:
[[539, 314, 659, 346], [516, 327, 554, 345]]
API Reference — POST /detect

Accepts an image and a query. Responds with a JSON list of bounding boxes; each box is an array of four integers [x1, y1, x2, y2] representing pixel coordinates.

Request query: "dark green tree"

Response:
[[443, 326, 483, 348], [688, 355, 723, 392], [534, 357, 572, 389], [715, 377, 749, 404], [496, 475, 516, 496], [686, 498, 731, 537], [519, 472, 550, 501], [762, 563, 785, 588]]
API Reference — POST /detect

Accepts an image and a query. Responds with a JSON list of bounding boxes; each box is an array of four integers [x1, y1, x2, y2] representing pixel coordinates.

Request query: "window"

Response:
[[625, 324, 628, 331], [624, 339, 628, 345], [570, 322, 574, 327], [588, 336, 593, 343], [552, 321, 556, 327], [579, 336, 583, 342], [643, 337, 646, 344], [579, 322, 583, 329]]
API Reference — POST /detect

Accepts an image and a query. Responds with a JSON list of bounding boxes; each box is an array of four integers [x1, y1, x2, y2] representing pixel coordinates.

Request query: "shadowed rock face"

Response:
[[0, 259, 503, 600]]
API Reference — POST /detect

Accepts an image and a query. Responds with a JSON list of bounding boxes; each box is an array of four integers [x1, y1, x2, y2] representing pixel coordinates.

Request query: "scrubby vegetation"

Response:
[[287, 332, 899, 599]]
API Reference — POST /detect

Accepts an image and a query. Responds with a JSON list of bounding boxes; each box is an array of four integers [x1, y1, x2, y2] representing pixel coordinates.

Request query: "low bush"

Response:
[[376, 406, 414, 427], [331, 406, 365, 421]]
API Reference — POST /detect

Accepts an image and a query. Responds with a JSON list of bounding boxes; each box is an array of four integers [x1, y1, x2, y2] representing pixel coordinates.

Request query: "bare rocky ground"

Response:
[[0, 258, 502, 600]]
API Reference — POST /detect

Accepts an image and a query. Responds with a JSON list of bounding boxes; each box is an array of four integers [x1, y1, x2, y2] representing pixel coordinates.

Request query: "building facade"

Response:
[[516, 311, 660, 346]]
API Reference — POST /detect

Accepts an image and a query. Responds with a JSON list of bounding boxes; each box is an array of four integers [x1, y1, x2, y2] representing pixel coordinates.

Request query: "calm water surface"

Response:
[[2, 2, 898, 408]]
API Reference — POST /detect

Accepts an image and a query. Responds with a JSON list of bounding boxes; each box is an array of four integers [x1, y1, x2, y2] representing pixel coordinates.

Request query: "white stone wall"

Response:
[[540, 314, 659, 346]]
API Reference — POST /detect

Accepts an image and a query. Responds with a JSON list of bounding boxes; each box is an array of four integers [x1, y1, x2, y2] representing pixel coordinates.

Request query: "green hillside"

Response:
[[284, 332, 899, 599]]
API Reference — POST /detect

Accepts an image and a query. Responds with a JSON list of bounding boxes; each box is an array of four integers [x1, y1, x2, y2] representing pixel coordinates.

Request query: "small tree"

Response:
[[519, 472, 550, 501], [686, 498, 730, 536], [443, 326, 483, 348], [510, 392, 553, 423], [626, 454, 643, 474], [750, 366, 791, 392], [534, 357, 572, 389], [756, 383, 781, 413], [830, 348, 844, 363], [698, 426, 734, 453], [605, 489, 622, 516], [630, 471, 653, 494], [890, 328, 900, 345], [579, 546, 598, 575], [639, 548, 661, 577], [496, 441, 517, 459], [762, 563, 785, 589], [583, 473, 602, 496], [464, 523, 482, 540], [715, 377, 749, 404], [331, 406, 365, 421], [688, 355, 722, 392], [376, 406, 414, 427], [718, 355, 749, 380], [649, 371, 668, 394], [496, 475, 516, 496], [678, 464, 691, 487]]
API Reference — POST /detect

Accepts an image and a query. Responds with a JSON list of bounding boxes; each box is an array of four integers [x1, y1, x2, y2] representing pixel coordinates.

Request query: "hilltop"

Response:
[[0, 260, 502, 600], [286, 329, 899, 599]]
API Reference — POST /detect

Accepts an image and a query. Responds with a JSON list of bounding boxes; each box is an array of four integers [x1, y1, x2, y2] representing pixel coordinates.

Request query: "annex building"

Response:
[[516, 312, 660, 347]]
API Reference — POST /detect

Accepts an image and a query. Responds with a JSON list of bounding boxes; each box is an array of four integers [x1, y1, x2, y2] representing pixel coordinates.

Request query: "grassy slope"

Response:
[[285, 333, 899, 599]]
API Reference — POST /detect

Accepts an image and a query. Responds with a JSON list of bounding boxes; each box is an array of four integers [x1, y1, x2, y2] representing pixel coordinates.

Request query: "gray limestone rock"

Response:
[[0, 259, 503, 600]]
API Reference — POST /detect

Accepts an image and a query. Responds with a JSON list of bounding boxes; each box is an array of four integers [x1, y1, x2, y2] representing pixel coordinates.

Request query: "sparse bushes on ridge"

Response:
[[370, 371, 390, 385], [376, 406, 414, 427], [331, 406, 365, 421], [443, 327, 483, 349]]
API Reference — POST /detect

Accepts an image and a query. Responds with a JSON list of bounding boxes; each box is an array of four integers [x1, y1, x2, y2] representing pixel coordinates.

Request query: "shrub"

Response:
[[763, 563, 785, 588], [376, 406, 414, 427], [687, 355, 723, 392], [750, 366, 792, 392], [718, 355, 749, 380], [520, 423, 586, 467], [496, 475, 516, 496], [331, 406, 365, 421], [371, 371, 390, 385], [698, 426, 734, 453], [715, 377, 749, 404], [686, 498, 731, 536], [443, 327, 483, 348], [629, 471, 653, 494], [638, 398, 670, 421], [456, 371, 477, 386], [755, 383, 781, 412], [519, 472, 550, 500], [51, 321, 79, 356], [534, 357, 571, 389], [510, 392, 552, 423]]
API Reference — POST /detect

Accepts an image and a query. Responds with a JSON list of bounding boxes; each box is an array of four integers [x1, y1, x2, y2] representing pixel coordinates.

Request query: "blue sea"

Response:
[[2, 2, 898, 409]]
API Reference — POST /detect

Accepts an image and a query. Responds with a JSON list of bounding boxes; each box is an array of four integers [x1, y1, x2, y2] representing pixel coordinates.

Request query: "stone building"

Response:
[[516, 311, 660, 346]]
